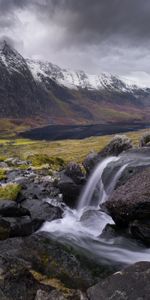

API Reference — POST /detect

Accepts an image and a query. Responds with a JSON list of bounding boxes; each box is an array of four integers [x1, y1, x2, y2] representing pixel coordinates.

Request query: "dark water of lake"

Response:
[[20, 122, 150, 141]]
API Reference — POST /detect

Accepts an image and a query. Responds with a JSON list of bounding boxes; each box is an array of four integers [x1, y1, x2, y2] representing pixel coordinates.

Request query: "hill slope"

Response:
[[0, 40, 150, 125]]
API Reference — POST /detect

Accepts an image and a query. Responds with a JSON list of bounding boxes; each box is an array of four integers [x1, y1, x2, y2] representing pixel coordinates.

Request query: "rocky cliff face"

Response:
[[0, 41, 41, 117], [0, 41, 150, 124]]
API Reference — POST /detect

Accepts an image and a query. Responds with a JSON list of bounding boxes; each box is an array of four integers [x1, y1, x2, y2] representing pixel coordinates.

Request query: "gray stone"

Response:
[[21, 199, 62, 221], [87, 262, 150, 300]]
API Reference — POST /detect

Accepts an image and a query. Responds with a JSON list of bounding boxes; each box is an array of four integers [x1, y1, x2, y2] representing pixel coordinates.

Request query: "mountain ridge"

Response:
[[0, 41, 150, 125]]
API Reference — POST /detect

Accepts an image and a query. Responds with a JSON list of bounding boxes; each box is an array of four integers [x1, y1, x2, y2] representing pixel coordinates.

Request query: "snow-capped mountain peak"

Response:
[[27, 58, 149, 92], [27, 59, 124, 91], [1, 41, 149, 92], [0, 40, 28, 74], [0, 41, 149, 123]]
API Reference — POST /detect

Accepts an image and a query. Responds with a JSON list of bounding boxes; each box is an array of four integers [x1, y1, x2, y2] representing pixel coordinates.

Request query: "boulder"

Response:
[[0, 216, 43, 238], [17, 175, 59, 203], [0, 255, 53, 300], [98, 135, 133, 157], [129, 219, 150, 246], [140, 132, 150, 147], [57, 172, 83, 208], [83, 135, 133, 175], [106, 168, 150, 227], [21, 199, 62, 221], [64, 162, 85, 184], [87, 261, 150, 300], [9, 217, 43, 237], [0, 203, 30, 218], [0, 218, 10, 240], [83, 152, 98, 175], [100, 224, 119, 240], [106, 168, 150, 244], [102, 147, 150, 191], [0, 233, 108, 291]]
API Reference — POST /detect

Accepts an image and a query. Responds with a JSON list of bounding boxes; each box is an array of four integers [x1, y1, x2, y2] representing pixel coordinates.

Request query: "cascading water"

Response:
[[77, 157, 128, 212], [40, 153, 150, 265], [77, 156, 119, 211]]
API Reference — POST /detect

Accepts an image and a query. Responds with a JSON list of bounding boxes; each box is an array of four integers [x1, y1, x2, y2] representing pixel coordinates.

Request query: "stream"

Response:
[[40, 152, 150, 265]]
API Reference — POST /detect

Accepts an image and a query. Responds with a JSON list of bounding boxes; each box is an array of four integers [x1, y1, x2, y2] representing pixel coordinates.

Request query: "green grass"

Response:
[[0, 169, 7, 180], [0, 183, 22, 201], [27, 154, 65, 170], [0, 128, 149, 166]]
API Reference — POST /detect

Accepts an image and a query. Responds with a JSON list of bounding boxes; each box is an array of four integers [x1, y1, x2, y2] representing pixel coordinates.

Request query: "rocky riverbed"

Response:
[[0, 134, 150, 299]]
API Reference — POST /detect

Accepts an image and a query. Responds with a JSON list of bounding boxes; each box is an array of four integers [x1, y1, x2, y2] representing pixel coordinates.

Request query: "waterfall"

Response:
[[40, 153, 150, 265], [77, 156, 124, 211]]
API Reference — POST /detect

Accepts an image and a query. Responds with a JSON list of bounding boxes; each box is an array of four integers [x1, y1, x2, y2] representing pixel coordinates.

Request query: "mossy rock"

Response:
[[0, 156, 7, 162], [0, 183, 22, 201], [28, 154, 65, 171]]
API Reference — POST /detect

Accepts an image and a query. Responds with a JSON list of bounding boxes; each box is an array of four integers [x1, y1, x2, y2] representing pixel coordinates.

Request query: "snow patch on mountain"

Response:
[[1, 41, 150, 92], [121, 74, 150, 89], [27, 58, 150, 92], [0, 40, 27, 74], [27, 59, 130, 92]]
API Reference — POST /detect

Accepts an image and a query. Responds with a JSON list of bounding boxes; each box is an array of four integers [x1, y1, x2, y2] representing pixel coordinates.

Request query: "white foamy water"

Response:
[[40, 154, 150, 265], [77, 157, 119, 211]]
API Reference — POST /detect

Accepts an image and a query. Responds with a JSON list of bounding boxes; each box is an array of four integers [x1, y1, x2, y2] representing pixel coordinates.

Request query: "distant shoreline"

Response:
[[19, 122, 150, 141]]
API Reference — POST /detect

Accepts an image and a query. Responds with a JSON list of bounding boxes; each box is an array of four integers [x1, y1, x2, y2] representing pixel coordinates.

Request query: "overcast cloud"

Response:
[[0, 0, 150, 78]]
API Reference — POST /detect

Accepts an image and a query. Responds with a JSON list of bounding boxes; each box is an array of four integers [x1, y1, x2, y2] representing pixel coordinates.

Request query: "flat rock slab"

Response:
[[87, 261, 150, 300]]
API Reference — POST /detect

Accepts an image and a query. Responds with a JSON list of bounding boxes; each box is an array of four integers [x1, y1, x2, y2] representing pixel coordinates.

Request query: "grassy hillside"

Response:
[[0, 129, 149, 167]]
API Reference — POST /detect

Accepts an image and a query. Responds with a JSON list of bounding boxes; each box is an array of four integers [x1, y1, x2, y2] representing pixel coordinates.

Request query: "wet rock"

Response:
[[58, 181, 82, 208], [0, 219, 10, 240], [57, 172, 83, 208], [0, 203, 30, 218], [21, 199, 62, 222], [65, 162, 85, 184], [100, 224, 118, 239], [102, 147, 150, 190], [106, 168, 150, 227], [0, 216, 43, 238], [0, 233, 106, 291], [129, 219, 150, 246], [83, 152, 98, 175], [9, 217, 43, 237], [87, 261, 150, 300]]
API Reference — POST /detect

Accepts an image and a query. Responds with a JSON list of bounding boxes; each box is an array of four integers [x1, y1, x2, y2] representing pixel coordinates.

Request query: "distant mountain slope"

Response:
[[0, 40, 150, 125]]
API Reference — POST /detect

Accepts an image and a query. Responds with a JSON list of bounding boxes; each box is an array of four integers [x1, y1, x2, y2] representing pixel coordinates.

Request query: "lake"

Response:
[[20, 122, 150, 141]]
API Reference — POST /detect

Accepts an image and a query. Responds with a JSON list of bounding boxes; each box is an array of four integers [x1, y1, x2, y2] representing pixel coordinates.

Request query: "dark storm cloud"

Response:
[[32, 0, 150, 46], [0, 0, 150, 76], [1, 0, 150, 44]]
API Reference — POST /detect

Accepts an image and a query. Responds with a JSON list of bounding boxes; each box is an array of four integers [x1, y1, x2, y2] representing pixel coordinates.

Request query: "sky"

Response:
[[0, 0, 150, 80]]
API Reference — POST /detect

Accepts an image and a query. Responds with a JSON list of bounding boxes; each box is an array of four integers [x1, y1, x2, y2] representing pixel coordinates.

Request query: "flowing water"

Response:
[[40, 152, 150, 265]]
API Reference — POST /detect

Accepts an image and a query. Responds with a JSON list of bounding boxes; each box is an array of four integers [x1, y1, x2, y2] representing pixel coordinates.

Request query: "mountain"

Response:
[[0, 40, 150, 125]]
